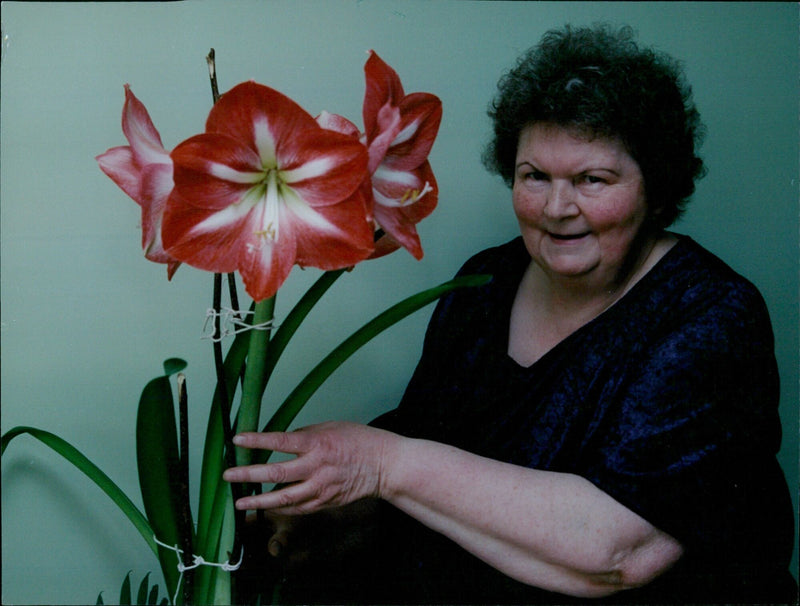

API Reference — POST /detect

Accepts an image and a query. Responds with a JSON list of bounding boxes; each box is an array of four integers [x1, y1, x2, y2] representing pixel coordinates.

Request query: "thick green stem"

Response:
[[236, 296, 276, 466]]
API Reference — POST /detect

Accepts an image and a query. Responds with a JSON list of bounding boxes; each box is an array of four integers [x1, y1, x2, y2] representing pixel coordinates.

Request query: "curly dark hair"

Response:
[[483, 24, 706, 228]]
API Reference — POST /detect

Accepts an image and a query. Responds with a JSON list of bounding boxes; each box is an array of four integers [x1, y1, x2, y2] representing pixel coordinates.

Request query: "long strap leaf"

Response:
[[194, 321, 253, 605], [193, 479, 233, 605], [261, 268, 346, 390], [196, 329, 250, 550], [262, 274, 492, 438], [1, 426, 156, 555], [136, 362, 188, 601]]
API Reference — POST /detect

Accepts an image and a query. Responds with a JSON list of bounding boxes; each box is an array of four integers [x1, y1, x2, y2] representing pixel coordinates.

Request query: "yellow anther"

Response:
[[254, 224, 277, 241], [399, 189, 421, 205]]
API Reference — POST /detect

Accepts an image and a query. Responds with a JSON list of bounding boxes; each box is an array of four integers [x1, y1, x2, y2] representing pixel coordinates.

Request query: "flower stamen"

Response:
[[399, 181, 434, 206], [254, 224, 277, 241]]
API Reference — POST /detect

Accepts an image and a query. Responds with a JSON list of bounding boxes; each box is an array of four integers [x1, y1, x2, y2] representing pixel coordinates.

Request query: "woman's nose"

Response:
[[543, 181, 579, 219]]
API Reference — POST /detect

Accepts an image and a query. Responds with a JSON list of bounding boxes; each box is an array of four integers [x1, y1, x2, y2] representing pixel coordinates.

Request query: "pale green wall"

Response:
[[1, 1, 797, 603]]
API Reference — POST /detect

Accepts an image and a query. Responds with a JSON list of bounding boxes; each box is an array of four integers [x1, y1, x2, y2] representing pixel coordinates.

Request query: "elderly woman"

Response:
[[226, 24, 796, 604]]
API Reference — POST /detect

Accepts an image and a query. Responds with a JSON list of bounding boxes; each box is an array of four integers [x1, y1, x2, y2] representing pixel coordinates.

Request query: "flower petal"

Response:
[[237, 202, 297, 302], [366, 104, 402, 174], [316, 111, 361, 138], [96, 146, 143, 202], [372, 160, 438, 260], [139, 163, 179, 272], [161, 189, 246, 274], [362, 52, 442, 170], [370, 229, 408, 260], [280, 128, 369, 206], [363, 51, 405, 140], [206, 81, 319, 158], [382, 92, 442, 171], [121, 85, 170, 167], [170, 133, 263, 210], [290, 186, 374, 270]]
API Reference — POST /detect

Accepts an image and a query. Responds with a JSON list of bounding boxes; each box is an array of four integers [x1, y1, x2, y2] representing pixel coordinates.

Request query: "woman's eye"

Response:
[[527, 171, 548, 181], [580, 174, 606, 185]]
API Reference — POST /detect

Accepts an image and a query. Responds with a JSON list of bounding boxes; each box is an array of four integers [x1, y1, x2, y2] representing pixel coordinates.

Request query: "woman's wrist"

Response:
[[374, 429, 412, 502]]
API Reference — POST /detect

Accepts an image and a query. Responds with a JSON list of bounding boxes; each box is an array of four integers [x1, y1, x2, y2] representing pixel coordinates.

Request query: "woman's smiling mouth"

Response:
[[548, 231, 590, 241]]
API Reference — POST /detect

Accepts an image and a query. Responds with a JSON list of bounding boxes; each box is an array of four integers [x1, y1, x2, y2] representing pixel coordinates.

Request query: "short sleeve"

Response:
[[581, 281, 793, 571]]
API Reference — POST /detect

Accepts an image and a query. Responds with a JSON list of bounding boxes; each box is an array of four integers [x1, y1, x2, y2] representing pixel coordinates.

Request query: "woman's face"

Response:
[[512, 123, 650, 285]]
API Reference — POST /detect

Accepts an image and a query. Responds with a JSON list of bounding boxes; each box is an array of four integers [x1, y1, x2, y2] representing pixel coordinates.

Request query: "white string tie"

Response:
[[153, 535, 243, 604], [201, 307, 274, 342]]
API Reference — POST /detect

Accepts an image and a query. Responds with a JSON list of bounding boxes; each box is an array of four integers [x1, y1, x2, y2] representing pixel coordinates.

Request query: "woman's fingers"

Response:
[[224, 429, 324, 484], [223, 422, 396, 513], [222, 456, 312, 485], [232, 430, 309, 454], [234, 481, 321, 513]]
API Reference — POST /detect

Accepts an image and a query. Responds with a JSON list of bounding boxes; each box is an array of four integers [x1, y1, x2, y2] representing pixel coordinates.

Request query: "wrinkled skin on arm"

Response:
[[224, 422, 683, 598]]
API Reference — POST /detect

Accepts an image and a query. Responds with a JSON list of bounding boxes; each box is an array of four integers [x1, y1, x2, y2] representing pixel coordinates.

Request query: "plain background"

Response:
[[1, 1, 797, 603]]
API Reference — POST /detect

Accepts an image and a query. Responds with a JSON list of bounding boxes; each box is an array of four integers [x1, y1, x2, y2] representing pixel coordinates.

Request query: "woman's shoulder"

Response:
[[634, 234, 775, 344], [647, 234, 767, 308]]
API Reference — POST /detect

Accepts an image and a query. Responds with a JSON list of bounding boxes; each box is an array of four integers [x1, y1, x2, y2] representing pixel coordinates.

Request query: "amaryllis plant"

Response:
[[1, 49, 489, 605]]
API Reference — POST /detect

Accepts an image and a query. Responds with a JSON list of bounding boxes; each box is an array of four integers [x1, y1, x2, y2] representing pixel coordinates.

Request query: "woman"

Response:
[[226, 25, 796, 603]]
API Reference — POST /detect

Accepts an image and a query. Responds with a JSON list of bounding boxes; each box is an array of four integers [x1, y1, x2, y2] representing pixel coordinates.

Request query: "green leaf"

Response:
[[209, 495, 236, 605], [194, 326, 251, 605], [136, 572, 150, 605], [136, 367, 186, 600], [262, 274, 492, 438], [195, 482, 236, 605], [98, 571, 164, 606], [162, 358, 188, 376], [193, 479, 232, 604], [197, 304, 252, 535], [120, 570, 132, 605], [1, 426, 156, 554], [261, 268, 346, 389]]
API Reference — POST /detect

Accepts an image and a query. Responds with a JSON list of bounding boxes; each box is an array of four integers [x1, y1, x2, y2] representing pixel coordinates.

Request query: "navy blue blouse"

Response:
[[279, 235, 796, 604]]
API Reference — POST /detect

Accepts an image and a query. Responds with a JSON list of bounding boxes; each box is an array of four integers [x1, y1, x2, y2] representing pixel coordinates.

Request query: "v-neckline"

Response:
[[501, 235, 687, 370]]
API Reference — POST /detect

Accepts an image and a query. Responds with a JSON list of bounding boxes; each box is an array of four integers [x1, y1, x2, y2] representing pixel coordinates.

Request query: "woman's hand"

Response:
[[222, 422, 399, 515]]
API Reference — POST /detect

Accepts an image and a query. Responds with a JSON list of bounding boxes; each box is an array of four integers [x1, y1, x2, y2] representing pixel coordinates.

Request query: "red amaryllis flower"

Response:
[[96, 85, 180, 278], [162, 81, 374, 302], [362, 51, 443, 259]]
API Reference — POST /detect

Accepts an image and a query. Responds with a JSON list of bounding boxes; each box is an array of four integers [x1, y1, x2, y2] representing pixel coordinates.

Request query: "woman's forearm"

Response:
[[380, 436, 683, 597], [224, 423, 682, 597]]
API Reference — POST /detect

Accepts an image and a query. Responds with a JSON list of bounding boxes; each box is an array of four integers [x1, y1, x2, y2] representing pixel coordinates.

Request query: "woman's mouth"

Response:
[[549, 231, 589, 241]]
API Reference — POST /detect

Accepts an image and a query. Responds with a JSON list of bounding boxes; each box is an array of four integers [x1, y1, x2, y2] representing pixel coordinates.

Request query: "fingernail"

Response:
[[232, 435, 244, 445], [268, 539, 282, 557]]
